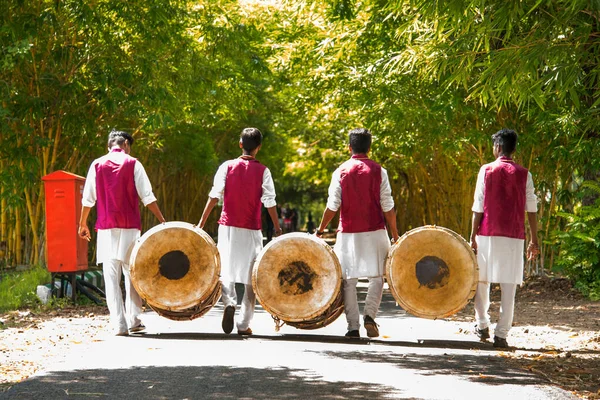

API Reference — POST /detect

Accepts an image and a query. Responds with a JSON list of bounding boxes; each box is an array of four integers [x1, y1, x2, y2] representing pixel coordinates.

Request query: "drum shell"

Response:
[[129, 221, 221, 320], [385, 225, 478, 319], [252, 233, 343, 327]]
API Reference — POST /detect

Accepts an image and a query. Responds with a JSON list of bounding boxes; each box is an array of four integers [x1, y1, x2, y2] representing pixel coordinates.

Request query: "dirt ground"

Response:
[[0, 276, 599, 399]]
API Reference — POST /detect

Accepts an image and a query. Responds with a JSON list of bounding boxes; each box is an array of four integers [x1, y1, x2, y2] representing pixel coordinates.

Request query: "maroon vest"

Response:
[[338, 155, 386, 233], [478, 156, 528, 239], [218, 157, 267, 230], [95, 148, 141, 230]]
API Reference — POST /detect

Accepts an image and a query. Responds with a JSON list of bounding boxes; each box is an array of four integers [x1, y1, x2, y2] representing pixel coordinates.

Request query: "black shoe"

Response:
[[345, 330, 360, 338], [475, 326, 490, 341], [364, 315, 379, 338], [493, 336, 509, 348], [222, 306, 235, 334]]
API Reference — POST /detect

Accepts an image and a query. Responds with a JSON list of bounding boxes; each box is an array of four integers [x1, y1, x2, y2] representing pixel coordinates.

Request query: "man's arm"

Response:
[[526, 212, 539, 260], [198, 197, 219, 229], [470, 212, 483, 254], [78, 206, 92, 241], [384, 209, 400, 243], [147, 201, 166, 224], [380, 168, 399, 243], [315, 208, 337, 237], [267, 206, 283, 236]]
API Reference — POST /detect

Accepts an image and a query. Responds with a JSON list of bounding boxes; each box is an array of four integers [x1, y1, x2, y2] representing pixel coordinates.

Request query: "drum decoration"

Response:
[[385, 225, 478, 319], [252, 233, 344, 330], [129, 221, 221, 321]]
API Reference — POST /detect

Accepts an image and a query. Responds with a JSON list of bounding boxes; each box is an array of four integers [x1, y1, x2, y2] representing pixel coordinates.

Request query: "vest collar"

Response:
[[351, 153, 369, 160], [498, 155, 514, 163], [110, 147, 125, 154]]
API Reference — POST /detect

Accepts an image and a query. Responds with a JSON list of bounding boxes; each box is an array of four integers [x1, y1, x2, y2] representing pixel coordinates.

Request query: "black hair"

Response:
[[491, 128, 518, 155], [240, 127, 262, 152], [349, 128, 372, 154], [107, 130, 134, 148]]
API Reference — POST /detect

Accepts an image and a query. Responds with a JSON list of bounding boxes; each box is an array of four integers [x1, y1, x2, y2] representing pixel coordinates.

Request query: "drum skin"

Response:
[[252, 233, 343, 328], [129, 221, 221, 320], [385, 225, 478, 319]]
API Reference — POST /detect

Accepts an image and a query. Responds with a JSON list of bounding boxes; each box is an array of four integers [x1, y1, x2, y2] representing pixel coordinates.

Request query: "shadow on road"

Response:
[[308, 349, 546, 387], [0, 366, 404, 400]]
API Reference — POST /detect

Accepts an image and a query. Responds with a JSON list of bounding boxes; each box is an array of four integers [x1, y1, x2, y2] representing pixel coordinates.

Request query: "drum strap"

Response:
[[272, 315, 285, 332]]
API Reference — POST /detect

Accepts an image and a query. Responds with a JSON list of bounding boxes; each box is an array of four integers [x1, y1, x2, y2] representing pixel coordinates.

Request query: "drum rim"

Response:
[[385, 225, 478, 319], [129, 221, 221, 311], [252, 232, 343, 323]]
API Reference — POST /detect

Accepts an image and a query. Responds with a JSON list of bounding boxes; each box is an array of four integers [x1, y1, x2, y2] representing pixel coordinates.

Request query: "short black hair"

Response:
[[349, 128, 372, 154], [491, 128, 518, 155], [240, 127, 262, 152], [107, 130, 134, 148]]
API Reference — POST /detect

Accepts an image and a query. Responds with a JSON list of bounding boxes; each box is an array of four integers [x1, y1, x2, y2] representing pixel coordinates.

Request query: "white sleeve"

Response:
[[208, 161, 229, 200], [526, 172, 538, 212], [380, 168, 395, 212], [261, 168, 277, 208], [81, 161, 97, 207], [325, 169, 342, 212], [134, 161, 158, 206], [472, 166, 486, 213]]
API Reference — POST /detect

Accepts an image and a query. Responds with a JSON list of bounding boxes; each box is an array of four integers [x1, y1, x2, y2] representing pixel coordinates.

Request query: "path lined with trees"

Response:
[[1, 0, 599, 298]]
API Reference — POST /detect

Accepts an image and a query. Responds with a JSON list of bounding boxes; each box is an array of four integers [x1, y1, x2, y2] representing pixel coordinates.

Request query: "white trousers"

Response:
[[103, 259, 143, 334], [221, 282, 255, 331], [343, 277, 384, 331], [474, 282, 517, 339]]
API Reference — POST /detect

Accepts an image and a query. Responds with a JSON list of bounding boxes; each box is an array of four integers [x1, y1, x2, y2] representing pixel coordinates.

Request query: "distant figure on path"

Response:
[[198, 127, 282, 336], [470, 128, 539, 348], [315, 128, 399, 338], [79, 130, 166, 336]]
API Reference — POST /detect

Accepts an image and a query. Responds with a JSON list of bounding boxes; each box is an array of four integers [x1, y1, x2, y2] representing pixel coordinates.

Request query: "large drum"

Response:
[[252, 233, 344, 330], [129, 221, 221, 321], [385, 225, 478, 319]]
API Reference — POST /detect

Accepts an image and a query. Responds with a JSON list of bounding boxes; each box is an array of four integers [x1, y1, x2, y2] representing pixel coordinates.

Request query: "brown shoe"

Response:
[[475, 326, 490, 341], [493, 336, 509, 349], [237, 327, 253, 336], [364, 315, 379, 338], [222, 306, 235, 334], [129, 324, 146, 334]]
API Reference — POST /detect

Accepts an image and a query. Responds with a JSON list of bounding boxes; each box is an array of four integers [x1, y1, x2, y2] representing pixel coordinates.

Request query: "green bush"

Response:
[[0, 266, 51, 312], [553, 182, 600, 300]]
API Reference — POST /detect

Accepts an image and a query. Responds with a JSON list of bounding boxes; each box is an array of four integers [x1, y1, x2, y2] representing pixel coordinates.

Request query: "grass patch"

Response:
[[0, 266, 50, 312]]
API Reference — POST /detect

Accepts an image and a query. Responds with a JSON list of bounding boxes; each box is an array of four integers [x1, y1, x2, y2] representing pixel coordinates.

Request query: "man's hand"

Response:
[[79, 225, 91, 242], [527, 241, 540, 260], [470, 235, 478, 255], [274, 227, 283, 237]]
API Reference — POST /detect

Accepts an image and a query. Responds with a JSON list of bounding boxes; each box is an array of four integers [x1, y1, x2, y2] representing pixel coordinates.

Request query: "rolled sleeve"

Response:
[[472, 167, 486, 213], [261, 168, 277, 208], [81, 161, 97, 207], [380, 168, 395, 212], [208, 162, 229, 200], [325, 169, 342, 212], [526, 172, 538, 213], [134, 161, 158, 206]]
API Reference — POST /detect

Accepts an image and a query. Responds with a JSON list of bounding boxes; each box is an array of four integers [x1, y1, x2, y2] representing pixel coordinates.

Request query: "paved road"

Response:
[[2, 284, 575, 399]]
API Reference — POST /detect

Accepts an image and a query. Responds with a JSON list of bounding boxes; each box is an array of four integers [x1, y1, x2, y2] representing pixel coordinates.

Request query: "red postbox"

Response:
[[42, 170, 88, 273]]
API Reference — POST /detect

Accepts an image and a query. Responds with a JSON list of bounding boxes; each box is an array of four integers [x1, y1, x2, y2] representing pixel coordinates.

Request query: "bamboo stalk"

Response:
[[23, 188, 40, 265], [15, 202, 22, 265]]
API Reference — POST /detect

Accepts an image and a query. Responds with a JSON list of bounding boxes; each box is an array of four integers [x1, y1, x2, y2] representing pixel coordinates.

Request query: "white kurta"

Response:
[[208, 160, 277, 285], [472, 166, 538, 284], [82, 152, 157, 264], [326, 167, 395, 279]]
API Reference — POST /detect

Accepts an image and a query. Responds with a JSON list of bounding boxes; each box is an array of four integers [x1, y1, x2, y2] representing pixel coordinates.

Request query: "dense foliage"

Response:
[[1, 0, 599, 296]]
